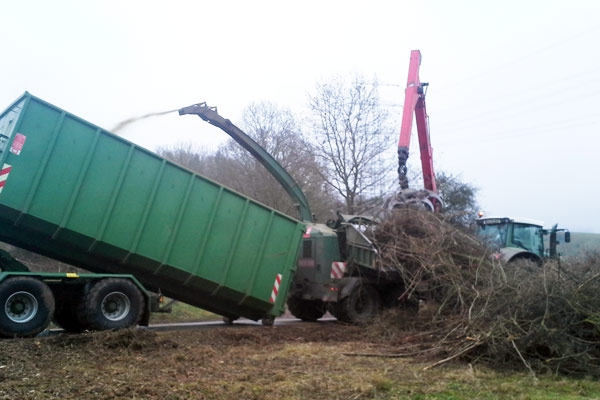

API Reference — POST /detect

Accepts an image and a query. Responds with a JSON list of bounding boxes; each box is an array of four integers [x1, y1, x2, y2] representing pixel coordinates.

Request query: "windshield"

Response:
[[476, 221, 508, 248], [476, 219, 544, 257], [511, 223, 543, 256]]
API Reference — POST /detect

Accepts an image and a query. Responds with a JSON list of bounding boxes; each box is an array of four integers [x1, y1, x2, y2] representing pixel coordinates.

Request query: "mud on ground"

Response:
[[0, 322, 424, 400]]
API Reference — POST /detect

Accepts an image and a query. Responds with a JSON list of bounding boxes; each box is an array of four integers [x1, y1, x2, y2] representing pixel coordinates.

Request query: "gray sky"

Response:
[[2, 0, 599, 232]]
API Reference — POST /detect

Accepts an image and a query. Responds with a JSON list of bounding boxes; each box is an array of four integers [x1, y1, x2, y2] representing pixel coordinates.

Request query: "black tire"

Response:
[[77, 278, 144, 331], [287, 297, 326, 321], [508, 256, 542, 269], [333, 284, 381, 324], [0, 277, 55, 338]]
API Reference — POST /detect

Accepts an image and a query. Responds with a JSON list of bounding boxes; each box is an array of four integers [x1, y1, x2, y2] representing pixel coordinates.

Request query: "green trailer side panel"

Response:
[[102, 150, 163, 251], [166, 179, 221, 269], [0, 93, 304, 320], [0, 98, 63, 213], [135, 163, 192, 262], [65, 133, 132, 241], [28, 115, 98, 226]]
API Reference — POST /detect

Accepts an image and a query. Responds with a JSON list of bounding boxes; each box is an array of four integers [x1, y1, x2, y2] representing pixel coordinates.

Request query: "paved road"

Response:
[[148, 317, 337, 331], [39, 317, 337, 336]]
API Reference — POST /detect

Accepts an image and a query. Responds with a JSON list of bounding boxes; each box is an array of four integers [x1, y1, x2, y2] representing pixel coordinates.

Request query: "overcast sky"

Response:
[[2, 0, 599, 233]]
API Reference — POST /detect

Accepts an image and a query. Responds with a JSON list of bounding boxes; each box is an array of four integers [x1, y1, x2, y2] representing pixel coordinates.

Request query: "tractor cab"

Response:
[[476, 217, 545, 262], [475, 216, 570, 263]]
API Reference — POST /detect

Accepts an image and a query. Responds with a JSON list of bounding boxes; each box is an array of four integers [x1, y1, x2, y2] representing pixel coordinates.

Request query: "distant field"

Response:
[[562, 232, 600, 258]]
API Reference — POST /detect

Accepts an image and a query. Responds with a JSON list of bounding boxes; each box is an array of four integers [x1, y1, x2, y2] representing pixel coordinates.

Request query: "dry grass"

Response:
[[1, 324, 600, 400]]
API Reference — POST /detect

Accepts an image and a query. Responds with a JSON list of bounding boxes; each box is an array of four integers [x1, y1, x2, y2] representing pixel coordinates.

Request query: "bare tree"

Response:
[[219, 101, 338, 220], [158, 102, 338, 221], [156, 143, 212, 172], [308, 75, 394, 214]]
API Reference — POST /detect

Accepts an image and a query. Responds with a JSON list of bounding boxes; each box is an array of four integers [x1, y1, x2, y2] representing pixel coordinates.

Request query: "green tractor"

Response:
[[475, 216, 570, 264]]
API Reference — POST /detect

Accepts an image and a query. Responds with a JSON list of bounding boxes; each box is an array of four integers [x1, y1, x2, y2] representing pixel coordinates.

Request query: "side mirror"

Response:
[[564, 231, 571, 243]]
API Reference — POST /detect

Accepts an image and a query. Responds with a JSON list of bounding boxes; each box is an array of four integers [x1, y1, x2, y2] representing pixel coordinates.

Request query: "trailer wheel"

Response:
[[78, 278, 144, 331], [287, 297, 326, 321], [333, 284, 381, 324], [0, 277, 55, 338]]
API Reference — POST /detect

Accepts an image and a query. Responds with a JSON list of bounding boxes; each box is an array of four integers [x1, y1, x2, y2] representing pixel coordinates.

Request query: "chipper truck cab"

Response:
[[178, 103, 392, 324], [178, 50, 440, 324], [475, 216, 571, 263]]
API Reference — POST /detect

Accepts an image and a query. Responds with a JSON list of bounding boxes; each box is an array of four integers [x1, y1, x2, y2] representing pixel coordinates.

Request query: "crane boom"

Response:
[[395, 50, 440, 210], [179, 102, 313, 222]]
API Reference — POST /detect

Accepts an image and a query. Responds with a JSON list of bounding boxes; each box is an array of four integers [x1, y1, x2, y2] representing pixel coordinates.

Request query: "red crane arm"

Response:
[[415, 90, 437, 194], [397, 50, 438, 195]]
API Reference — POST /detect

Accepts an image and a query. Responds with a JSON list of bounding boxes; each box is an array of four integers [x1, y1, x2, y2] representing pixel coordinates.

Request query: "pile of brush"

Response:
[[369, 208, 600, 377], [370, 208, 491, 313]]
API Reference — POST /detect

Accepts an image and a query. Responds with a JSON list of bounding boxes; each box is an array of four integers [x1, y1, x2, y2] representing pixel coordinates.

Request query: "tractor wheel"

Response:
[[287, 297, 326, 321], [333, 284, 381, 324], [77, 278, 144, 331], [0, 277, 55, 338]]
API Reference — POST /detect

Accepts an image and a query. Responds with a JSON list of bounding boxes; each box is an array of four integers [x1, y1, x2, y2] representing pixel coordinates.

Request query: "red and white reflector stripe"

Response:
[[330, 262, 347, 279], [303, 226, 312, 238], [269, 273, 283, 303], [0, 164, 12, 195]]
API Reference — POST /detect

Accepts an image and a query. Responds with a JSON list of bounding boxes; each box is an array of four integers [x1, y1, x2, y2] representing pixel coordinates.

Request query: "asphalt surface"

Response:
[[148, 317, 337, 331], [38, 317, 338, 336]]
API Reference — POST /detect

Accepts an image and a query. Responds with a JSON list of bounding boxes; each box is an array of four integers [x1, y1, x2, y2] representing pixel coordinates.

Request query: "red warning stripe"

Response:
[[330, 262, 347, 279], [302, 226, 312, 238], [0, 164, 12, 194], [269, 273, 283, 303]]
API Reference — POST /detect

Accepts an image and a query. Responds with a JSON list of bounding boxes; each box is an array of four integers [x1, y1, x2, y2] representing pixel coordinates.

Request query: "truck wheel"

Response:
[[78, 278, 144, 331], [334, 284, 381, 324], [287, 297, 326, 321], [0, 277, 55, 338]]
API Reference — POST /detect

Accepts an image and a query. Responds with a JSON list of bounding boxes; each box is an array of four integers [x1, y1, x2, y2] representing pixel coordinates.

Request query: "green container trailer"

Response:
[[0, 92, 304, 337]]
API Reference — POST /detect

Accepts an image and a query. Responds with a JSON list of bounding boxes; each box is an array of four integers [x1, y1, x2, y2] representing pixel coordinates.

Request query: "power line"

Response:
[[440, 85, 600, 131], [445, 22, 600, 89], [436, 112, 600, 147]]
